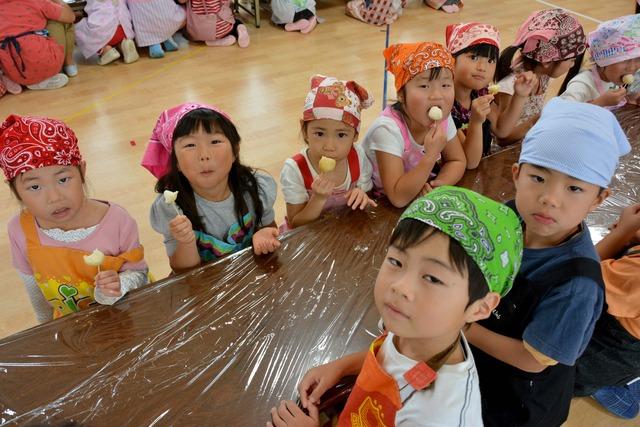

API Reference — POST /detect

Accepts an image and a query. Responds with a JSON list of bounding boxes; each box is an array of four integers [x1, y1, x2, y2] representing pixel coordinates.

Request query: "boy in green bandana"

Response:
[[268, 186, 523, 427]]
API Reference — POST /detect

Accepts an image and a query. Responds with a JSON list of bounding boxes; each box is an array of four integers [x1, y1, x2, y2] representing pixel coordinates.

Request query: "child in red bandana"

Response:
[[280, 75, 377, 229], [1, 115, 148, 323]]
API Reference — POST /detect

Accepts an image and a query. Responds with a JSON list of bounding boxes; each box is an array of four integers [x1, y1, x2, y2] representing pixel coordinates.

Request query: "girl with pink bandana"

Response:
[[494, 9, 587, 146], [144, 103, 280, 272], [561, 14, 640, 108], [446, 22, 537, 169], [280, 75, 377, 229], [1, 115, 149, 323]]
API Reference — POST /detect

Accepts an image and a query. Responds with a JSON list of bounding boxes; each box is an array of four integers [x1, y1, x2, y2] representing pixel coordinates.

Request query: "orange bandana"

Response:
[[383, 42, 455, 92]]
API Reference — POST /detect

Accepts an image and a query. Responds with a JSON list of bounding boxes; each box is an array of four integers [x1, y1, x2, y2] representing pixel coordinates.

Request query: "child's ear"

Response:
[[300, 119, 309, 142], [464, 292, 500, 323], [511, 163, 521, 184], [79, 161, 87, 182], [353, 131, 359, 143], [589, 187, 611, 213]]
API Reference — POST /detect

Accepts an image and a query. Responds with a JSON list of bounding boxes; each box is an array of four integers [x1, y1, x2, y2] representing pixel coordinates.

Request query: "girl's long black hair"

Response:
[[496, 44, 584, 96], [154, 108, 264, 234]]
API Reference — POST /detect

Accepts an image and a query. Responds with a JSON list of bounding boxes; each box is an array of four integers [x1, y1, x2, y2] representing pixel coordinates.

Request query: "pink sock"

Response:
[[236, 24, 250, 48], [285, 19, 309, 31], [300, 16, 317, 34], [205, 35, 236, 47], [441, 4, 459, 13]]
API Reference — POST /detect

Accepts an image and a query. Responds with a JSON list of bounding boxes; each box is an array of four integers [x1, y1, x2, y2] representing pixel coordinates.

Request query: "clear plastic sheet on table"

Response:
[[0, 204, 400, 427], [0, 106, 638, 427]]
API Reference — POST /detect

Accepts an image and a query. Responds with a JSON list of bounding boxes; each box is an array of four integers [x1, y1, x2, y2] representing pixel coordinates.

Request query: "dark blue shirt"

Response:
[[520, 223, 604, 365]]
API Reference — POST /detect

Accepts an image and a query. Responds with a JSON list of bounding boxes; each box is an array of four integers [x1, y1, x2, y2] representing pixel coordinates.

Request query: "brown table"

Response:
[[0, 107, 638, 427]]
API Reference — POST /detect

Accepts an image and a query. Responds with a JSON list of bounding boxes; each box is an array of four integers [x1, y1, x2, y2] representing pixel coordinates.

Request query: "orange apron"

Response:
[[337, 334, 458, 427], [21, 212, 144, 319]]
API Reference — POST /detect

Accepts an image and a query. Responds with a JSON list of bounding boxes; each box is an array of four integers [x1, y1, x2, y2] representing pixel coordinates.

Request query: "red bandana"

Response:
[[0, 115, 82, 181]]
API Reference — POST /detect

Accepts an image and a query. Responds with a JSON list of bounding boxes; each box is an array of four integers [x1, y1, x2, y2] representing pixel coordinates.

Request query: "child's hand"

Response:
[[616, 203, 640, 238], [513, 71, 538, 97], [267, 400, 319, 427], [311, 174, 334, 199], [596, 87, 627, 107], [418, 182, 434, 197], [422, 122, 447, 157], [470, 95, 494, 124], [298, 362, 344, 408], [345, 188, 378, 210], [94, 270, 122, 297], [253, 227, 281, 255], [169, 215, 196, 244], [626, 90, 640, 106]]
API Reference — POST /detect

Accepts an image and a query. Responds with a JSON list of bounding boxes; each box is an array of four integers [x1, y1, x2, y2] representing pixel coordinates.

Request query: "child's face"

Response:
[[374, 232, 479, 342], [542, 58, 576, 78], [174, 127, 234, 197], [454, 52, 496, 90], [513, 163, 608, 248], [14, 164, 86, 230], [303, 119, 357, 161], [401, 69, 455, 129], [601, 58, 640, 85]]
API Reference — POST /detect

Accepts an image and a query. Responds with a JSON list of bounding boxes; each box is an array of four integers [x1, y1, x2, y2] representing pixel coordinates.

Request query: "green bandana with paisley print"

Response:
[[399, 186, 523, 297]]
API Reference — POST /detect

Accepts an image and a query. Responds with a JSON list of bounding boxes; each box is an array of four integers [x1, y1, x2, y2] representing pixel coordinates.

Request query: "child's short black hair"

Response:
[[389, 218, 489, 305], [454, 43, 499, 63]]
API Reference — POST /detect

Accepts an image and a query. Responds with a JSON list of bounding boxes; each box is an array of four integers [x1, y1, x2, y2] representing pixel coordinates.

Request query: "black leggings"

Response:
[[574, 313, 640, 396], [293, 9, 314, 21], [228, 19, 245, 38]]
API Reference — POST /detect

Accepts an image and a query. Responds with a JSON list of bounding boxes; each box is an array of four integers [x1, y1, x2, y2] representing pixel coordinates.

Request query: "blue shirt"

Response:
[[520, 223, 604, 365]]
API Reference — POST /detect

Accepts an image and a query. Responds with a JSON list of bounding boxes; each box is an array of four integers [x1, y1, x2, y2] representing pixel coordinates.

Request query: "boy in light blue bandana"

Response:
[[466, 97, 631, 427]]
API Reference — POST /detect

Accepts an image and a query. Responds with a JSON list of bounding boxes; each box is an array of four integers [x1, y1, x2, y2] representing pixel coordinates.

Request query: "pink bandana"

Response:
[[588, 14, 640, 67], [141, 103, 232, 179], [302, 75, 373, 132], [446, 22, 500, 55], [512, 9, 586, 67], [0, 115, 82, 181]]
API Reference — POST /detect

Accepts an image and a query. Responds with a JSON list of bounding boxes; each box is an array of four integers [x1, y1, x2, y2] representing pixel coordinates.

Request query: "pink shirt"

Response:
[[8, 202, 147, 275]]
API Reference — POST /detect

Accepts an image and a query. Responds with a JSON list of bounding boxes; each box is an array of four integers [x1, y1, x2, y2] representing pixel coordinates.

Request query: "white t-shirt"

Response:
[[377, 332, 483, 426], [280, 144, 373, 205], [361, 114, 457, 165], [560, 69, 615, 103]]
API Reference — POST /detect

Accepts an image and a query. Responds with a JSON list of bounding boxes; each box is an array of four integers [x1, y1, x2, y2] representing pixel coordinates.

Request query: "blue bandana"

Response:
[[520, 98, 630, 188]]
